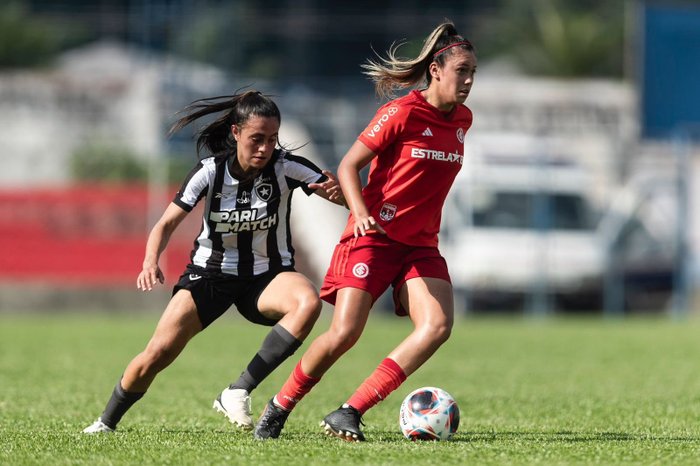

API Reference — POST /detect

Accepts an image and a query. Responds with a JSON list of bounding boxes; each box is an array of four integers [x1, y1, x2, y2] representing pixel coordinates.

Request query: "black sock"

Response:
[[229, 323, 302, 392], [99, 379, 145, 429]]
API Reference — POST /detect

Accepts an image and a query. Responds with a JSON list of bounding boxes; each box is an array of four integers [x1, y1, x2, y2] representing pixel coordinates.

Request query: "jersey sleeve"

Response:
[[463, 105, 474, 132], [357, 102, 409, 154], [281, 152, 326, 196], [172, 160, 209, 211]]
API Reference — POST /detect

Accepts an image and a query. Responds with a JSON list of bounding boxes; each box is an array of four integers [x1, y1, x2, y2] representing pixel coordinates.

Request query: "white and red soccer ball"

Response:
[[399, 387, 460, 441]]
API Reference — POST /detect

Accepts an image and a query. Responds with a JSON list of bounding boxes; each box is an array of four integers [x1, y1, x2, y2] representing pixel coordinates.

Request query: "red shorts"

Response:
[[320, 234, 451, 316]]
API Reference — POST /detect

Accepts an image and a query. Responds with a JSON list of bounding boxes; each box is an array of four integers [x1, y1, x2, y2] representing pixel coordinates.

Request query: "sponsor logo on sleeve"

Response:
[[366, 106, 399, 138]]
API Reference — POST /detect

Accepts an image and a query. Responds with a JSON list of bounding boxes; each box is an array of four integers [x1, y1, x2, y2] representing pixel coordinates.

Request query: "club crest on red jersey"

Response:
[[379, 202, 397, 221], [456, 128, 465, 143]]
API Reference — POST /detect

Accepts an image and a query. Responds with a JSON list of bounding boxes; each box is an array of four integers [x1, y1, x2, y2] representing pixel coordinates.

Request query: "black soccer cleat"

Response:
[[254, 399, 291, 440], [320, 404, 365, 442]]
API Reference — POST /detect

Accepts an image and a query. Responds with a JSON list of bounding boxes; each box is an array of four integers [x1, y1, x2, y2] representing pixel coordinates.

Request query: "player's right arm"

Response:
[[338, 140, 386, 237], [137, 203, 189, 291]]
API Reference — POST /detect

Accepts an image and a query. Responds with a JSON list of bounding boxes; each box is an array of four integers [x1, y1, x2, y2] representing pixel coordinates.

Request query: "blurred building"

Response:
[[0, 41, 346, 311], [1, 1, 699, 314], [0, 40, 229, 187]]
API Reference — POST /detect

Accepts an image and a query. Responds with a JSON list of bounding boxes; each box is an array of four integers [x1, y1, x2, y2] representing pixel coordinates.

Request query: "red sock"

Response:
[[274, 360, 321, 411], [346, 358, 407, 414]]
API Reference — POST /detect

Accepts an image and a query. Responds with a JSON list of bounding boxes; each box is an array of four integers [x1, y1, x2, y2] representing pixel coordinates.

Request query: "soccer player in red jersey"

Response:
[[254, 21, 477, 441]]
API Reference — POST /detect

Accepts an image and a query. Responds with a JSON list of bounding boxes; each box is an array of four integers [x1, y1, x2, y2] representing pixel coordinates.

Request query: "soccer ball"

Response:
[[399, 386, 460, 441]]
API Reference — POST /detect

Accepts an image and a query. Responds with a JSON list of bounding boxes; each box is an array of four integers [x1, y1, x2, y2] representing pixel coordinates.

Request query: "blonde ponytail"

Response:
[[362, 21, 473, 100]]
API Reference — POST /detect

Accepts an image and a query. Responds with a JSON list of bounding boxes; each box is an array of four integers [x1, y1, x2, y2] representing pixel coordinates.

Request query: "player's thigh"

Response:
[[399, 277, 454, 328], [329, 286, 373, 339], [149, 289, 202, 350], [257, 271, 319, 319]]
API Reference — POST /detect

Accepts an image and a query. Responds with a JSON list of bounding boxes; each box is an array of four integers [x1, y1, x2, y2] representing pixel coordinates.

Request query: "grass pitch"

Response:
[[2, 311, 700, 465]]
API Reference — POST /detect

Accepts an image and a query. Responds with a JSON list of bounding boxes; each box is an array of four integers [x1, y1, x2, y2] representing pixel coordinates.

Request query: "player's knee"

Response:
[[328, 324, 363, 353], [292, 292, 322, 326], [142, 343, 179, 373], [433, 322, 452, 345], [419, 318, 452, 346], [301, 292, 322, 319]]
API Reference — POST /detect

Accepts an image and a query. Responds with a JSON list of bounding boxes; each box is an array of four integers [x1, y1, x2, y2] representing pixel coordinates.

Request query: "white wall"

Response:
[[281, 120, 348, 281]]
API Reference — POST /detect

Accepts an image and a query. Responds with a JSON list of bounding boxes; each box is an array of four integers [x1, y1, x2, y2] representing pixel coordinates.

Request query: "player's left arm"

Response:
[[282, 152, 346, 207], [309, 170, 347, 208]]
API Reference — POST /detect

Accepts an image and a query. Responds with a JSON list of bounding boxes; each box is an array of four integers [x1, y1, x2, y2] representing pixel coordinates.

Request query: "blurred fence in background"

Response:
[[1, 1, 698, 316], [0, 185, 196, 286]]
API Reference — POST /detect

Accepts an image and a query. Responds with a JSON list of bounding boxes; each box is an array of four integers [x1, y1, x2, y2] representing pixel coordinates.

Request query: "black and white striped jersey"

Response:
[[172, 149, 326, 277]]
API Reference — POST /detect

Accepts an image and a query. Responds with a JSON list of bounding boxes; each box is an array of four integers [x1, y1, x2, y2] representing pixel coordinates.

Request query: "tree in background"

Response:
[[483, 0, 625, 77], [170, 2, 284, 79], [2, 0, 625, 78], [0, 1, 88, 68]]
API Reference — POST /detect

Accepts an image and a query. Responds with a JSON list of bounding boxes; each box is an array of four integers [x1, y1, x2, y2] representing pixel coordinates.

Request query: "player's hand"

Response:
[[353, 214, 386, 237], [137, 263, 164, 291], [309, 170, 347, 207]]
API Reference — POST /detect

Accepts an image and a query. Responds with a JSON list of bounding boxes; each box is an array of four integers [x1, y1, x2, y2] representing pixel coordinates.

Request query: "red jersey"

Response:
[[340, 90, 473, 247]]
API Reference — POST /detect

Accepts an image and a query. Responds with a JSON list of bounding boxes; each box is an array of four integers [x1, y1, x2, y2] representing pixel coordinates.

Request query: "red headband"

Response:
[[432, 41, 472, 59]]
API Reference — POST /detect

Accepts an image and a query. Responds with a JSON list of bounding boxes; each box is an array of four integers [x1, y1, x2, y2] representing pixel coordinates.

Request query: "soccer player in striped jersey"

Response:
[[254, 21, 476, 441], [83, 90, 345, 433]]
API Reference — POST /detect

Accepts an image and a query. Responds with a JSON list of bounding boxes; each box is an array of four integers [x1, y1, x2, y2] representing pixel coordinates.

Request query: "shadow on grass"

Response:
[[115, 427, 700, 444], [452, 430, 700, 443], [131, 428, 329, 442]]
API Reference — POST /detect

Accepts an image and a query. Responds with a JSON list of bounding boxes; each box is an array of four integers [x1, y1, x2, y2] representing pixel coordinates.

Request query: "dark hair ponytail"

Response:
[[169, 90, 281, 158]]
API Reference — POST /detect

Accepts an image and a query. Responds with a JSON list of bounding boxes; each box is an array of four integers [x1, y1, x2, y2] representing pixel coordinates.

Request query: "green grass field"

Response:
[[2, 311, 700, 465]]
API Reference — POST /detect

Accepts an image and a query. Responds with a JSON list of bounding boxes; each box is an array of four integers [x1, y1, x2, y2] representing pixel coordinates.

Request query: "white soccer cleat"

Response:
[[213, 388, 253, 430], [82, 418, 115, 434]]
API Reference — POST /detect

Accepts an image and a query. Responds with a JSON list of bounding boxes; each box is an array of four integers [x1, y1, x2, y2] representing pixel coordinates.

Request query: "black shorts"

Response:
[[173, 264, 295, 329]]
